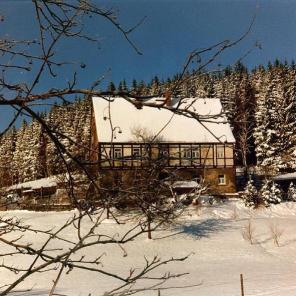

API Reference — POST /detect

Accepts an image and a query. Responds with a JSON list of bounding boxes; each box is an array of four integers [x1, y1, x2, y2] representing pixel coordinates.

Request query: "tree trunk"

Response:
[[147, 219, 152, 239]]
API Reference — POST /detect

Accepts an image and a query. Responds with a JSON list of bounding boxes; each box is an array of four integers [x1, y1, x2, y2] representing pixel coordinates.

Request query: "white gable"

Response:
[[92, 97, 235, 143]]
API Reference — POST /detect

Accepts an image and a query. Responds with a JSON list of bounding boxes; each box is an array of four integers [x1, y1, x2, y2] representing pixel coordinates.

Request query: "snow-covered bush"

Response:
[[287, 182, 296, 201], [242, 180, 261, 208], [260, 179, 283, 206]]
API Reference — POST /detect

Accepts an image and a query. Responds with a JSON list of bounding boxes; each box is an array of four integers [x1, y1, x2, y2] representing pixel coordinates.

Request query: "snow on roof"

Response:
[[8, 177, 57, 191], [172, 181, 199, 188], [92, 97, 235, 143], [273, 172, 296, 181], [7, 173, 83, 191]]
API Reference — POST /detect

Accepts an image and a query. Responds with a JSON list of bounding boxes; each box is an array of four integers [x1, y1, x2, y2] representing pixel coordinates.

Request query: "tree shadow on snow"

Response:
[[179, 219, 231, 239]]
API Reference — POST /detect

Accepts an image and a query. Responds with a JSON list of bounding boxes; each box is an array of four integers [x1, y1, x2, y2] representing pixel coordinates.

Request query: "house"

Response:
[[91, 96, 236, 195]]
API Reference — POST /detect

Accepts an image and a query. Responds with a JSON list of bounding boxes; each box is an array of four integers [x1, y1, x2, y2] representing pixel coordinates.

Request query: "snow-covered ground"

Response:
[[2, 199, 296, 295]]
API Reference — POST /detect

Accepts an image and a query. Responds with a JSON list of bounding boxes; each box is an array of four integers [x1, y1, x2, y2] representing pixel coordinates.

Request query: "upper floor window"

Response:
[[132, 147, 141, 157], [191, 147, 200, 159], [114, 147, 122, 159], [182, 146, 200, 159], [217, 146, 225, 158]]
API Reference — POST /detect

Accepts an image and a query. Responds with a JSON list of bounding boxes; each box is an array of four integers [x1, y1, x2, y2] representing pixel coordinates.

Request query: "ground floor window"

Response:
[[218, 174, 226, 185]]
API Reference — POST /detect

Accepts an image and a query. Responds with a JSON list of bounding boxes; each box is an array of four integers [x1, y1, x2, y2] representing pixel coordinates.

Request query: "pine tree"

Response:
[[131, 79, 138, 93], [0, 128, 16, 186], [117, 81, 123, 92], [107, 81, 116, 92], [242, 180, 261, 208], [287, 182, 296, 201], [260, 179, 282, 205], [12, 120, 28, 183], [122, 79, 128, 91], [137, 80, 146, 95]]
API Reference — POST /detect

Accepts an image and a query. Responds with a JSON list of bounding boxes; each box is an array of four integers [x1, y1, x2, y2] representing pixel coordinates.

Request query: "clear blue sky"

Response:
[[1, 0, 296, 130]]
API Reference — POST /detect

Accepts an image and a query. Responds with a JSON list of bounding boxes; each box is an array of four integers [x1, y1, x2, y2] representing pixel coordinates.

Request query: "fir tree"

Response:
[[122, 79, 128, 91], [260, 179, 282, 205], [107, 81, 116, 92], [131, 79, 138, 93], [242, 180, 261, 208], [118, 81, 123, 92], [287, 182, 296, 202]]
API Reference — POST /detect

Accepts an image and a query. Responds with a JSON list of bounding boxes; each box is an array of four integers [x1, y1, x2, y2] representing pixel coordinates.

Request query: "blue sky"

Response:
[[1, 0, 296, 130]]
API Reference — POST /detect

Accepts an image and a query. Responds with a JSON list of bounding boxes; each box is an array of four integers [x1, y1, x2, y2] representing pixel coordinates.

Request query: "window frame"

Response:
[[132, 146, 141, 157], [113, 147, 122, 159], [218, 174, 226, 185], [217, 145, 225, 158]]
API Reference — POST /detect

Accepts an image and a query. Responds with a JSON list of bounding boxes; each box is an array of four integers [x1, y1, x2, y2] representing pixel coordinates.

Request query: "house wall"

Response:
[[99, 167, 236, 195], [166, 167, 236, 194], [99, 143, 234, 168]]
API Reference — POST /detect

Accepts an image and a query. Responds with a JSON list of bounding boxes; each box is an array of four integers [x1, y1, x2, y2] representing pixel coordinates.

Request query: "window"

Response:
[[182, 148, 191, 158], [191, 147, 200, 159], [217, 146, 225, 158], [159, 147, 169, 157], [182, 146, 199, 159], [132, 147, 141, 157], [218, 174, 226, 185], [114, 147, 122, 159]]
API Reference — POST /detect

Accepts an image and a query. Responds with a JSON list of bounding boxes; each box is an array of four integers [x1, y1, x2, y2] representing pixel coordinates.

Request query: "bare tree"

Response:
[[0, 1, 254, 294]]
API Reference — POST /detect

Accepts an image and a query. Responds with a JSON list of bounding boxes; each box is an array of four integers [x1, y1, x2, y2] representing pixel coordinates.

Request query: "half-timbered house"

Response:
[[91, 96, 236, 195]]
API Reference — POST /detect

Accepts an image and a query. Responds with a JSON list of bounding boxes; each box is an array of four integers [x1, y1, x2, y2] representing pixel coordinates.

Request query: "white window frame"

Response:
[[218, 174, 226, 185], [182, 149, 191, 159], [191, 147, 200, 159], [182, 146, 199, 159]]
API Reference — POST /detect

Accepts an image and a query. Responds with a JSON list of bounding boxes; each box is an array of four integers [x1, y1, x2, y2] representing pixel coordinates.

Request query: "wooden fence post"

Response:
[[240, 273, 245, 296]]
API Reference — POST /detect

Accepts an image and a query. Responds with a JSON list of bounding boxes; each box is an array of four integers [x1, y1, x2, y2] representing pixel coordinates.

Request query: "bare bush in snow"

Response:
[[268, 220, 284, 247], [242, 219, 256, 244]]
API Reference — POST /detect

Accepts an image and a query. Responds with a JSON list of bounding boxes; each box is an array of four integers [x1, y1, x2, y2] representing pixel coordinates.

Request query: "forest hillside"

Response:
[[1, 61, 296, 187]]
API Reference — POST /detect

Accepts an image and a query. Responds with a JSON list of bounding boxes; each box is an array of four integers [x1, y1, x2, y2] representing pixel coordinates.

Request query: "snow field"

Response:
[[2, 200, 296, 295]]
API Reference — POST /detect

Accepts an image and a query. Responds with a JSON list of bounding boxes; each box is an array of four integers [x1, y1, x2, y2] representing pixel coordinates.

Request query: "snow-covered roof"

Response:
[[8, 177, 57, 191], [172, 181, 199, 188], [7, 174, 81, 191], [273, 172, 296, 181], [92, 97, 235, 143]]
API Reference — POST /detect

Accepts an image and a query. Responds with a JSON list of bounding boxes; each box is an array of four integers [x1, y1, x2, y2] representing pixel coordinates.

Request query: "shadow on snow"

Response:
[[179, 218, 231, 239]]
